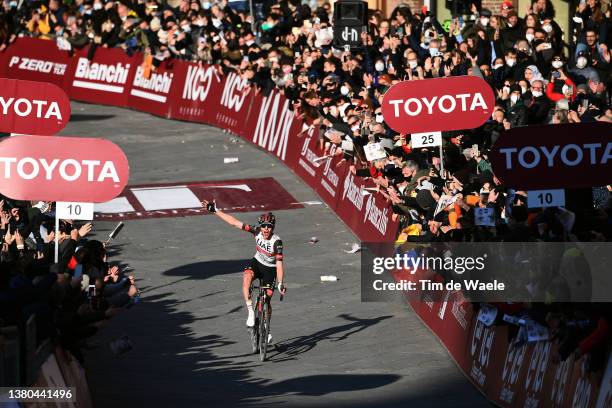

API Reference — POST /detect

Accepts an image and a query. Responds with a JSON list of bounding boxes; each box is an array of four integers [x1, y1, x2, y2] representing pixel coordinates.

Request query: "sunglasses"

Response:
[[260, 223, 274, 228]]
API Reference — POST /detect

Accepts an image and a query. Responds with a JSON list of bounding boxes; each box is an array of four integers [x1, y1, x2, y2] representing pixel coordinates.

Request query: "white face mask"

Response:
[[408, 60, 418, 69], [375, 62, 385, 72], [503, 86, 510, 94], [576, 57, 588, 69], [506, 58, 516, 67], [532, 90, 543, 97], [480, 18, 489, 26], [521, 86, 528, 94], [181, 25, 191, 32], [552, 60, 564, 69], [542, 24, 553, 33], [526, 33, 534, 42], [510, 94, 519, 103], [493, 63, 503, 69], [340, 85, 350, 96], [93, 2, 102, 10]]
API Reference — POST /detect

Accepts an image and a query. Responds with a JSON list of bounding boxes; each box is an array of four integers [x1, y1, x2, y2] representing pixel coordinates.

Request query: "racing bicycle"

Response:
[[249, 281, 283, 361]]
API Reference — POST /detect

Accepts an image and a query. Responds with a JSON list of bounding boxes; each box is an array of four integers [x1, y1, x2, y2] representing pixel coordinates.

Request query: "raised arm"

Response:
[[201, 200, 243, 229]]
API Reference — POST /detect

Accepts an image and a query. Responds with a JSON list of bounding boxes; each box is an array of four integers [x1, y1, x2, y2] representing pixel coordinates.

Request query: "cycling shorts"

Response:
[[245, 258, 276, 288]]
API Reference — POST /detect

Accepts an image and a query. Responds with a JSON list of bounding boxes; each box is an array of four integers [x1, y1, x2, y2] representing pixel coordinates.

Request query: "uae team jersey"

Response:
[[242, 224, 284, 267]]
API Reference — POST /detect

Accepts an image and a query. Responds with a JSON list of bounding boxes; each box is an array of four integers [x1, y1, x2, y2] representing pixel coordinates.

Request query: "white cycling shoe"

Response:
[[246, 307, 255, 327], [267, 333, 273, 344]]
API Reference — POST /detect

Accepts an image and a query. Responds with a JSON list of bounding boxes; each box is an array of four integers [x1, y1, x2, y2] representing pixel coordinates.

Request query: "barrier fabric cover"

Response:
[[2, 38, 606, 408]]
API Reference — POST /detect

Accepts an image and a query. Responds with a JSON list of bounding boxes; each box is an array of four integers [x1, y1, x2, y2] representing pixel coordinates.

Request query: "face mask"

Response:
[[181, 25, 191, 32], [532, 90, 543, 97], [340, 85, 350, 96], [552, 60, 563, 69], [542, 24, 553, 33], [521, 86, 527, 94], [576, 57, 587, 69], [480, 18, 489, 26], [506, 58, 516, 67], [503, 86, 510, 94], [202, 2, 211, 9], [351, 124, 360, 132], [526, 33, 534, 42], [376, 114, 384, 123], [9, 0, 17, 7], [375, 62, 385, 72], [93, 2, 102, 10], [493, 63, 503, 69], [510, 94, 519, 103], [408, 60, 418, 69]]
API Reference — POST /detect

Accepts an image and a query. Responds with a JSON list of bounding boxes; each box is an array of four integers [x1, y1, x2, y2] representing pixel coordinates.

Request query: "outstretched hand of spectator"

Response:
[[14, 230, 24, 248], [78, 222, 93, 238]]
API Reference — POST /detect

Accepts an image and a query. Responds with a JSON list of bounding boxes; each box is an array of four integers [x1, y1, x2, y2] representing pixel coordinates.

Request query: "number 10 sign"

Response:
[[56, 201, 94, 221], [411, 131, 442, 148]]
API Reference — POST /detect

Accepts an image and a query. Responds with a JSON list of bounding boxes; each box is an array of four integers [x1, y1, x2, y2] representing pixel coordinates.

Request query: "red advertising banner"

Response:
[[381, 76, 495, 134], [167, 61, 223, 124], [127, 56, 177, 118], [489, 122, 612, 190], [213, 70, 257, 135], [67, 46, 136, 107], [0, 135, 129, 202], [0, 78, 71, 135], [0, 37, 71, 87]]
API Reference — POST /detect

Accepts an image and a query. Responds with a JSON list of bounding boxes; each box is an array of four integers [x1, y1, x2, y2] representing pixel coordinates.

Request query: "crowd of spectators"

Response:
[[0, 0, 610, 378], [0, 197, 138, 367]]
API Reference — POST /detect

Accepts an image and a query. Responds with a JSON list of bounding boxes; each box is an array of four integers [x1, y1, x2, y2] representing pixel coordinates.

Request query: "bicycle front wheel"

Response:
[[259, 302, 269, 362]]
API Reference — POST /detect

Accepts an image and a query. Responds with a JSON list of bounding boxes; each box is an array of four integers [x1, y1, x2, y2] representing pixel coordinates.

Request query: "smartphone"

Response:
[[552, 71, 561, 79], [344, 44, 350, 52], [108, 222, 124, 241], [88, 284, 96, 297], [74, 264, 83, 279]]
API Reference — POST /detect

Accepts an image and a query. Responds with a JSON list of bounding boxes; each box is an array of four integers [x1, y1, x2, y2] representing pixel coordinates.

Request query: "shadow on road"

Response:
[[269, 314, 393, 362], [69, 113, 116, 122]]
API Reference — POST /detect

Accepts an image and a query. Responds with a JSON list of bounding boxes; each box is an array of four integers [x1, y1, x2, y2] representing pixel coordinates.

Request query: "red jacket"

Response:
[[546, 77, 577, 102]]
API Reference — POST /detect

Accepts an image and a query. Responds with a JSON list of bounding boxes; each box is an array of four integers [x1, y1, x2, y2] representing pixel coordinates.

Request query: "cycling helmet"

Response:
[[257, 212, 276, 227]]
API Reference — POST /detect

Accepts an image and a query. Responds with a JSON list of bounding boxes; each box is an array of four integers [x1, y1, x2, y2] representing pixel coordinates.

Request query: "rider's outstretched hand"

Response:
[[277, 281, 287, 295], [201, 200, 217, 213]]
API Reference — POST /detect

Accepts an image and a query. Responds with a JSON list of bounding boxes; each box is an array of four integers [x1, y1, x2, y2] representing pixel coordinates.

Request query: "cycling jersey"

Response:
[[242, 224, 283, 267]]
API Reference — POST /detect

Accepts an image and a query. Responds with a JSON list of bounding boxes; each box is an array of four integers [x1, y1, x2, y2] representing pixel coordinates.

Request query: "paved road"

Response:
[[64, 102, 490, 408]]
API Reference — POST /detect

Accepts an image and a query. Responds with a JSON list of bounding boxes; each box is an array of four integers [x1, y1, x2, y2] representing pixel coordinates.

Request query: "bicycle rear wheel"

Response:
[[259, 301, 269, 362]]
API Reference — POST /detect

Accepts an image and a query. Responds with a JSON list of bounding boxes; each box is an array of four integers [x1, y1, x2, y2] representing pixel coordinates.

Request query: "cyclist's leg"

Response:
[[261, 264, 276, 328], [243, 267, 255, 303], [244, 260, 262, 327]]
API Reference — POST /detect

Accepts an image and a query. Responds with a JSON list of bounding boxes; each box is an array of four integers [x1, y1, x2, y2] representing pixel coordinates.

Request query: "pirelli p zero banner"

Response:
[[1, 39, 607, 407]]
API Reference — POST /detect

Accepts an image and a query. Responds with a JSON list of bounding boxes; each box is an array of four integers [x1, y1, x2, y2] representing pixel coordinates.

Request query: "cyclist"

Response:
[[202, 200, 286, 335]]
